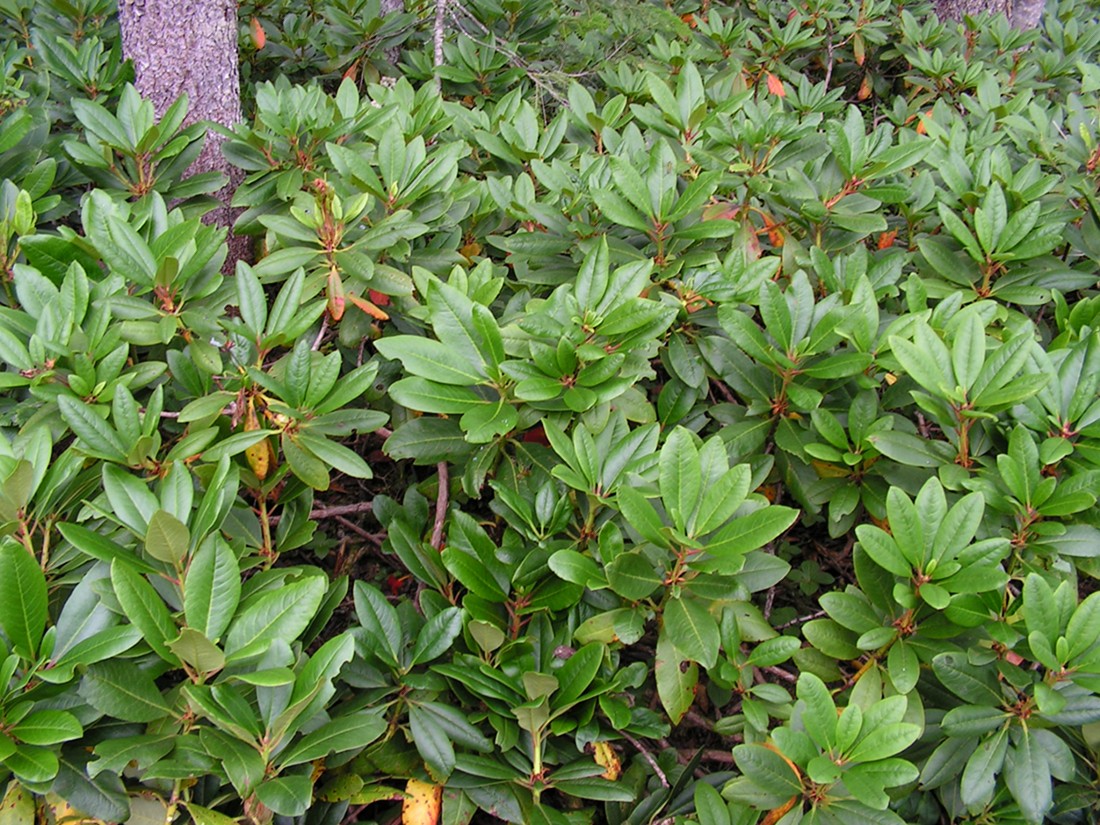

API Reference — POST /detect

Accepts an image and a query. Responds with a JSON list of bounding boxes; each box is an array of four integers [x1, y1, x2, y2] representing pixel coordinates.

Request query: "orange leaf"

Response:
[[343, 59, 360, 82], [250, 17, 266, 50], [459, 241, 482, 262], [853, 33, 866, 66], [857, 74, 872, 101], [762, 797, 798, 825], [766, 73, 786, 98], [367, 289, 391, 307], [877, 229, 898, 250], [327, 269, 346, 322], [762, 212, 785, 247], [402, 779, 442, 825], [348, 293, 390, 321]]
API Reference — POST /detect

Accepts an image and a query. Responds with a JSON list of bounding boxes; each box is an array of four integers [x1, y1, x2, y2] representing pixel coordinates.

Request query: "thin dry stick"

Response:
[[774, 609, 827, 630], [334, 514, 383, 544], [446, 2, 568, 106], [430, 461, 449, 550], [267, 501, 374, 525], [311, 315, 329, 350], [621, 731, 669, 788], [762, 665, 798, 683]]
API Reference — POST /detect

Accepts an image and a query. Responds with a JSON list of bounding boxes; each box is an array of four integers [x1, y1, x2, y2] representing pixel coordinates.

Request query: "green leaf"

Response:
[[731, 743, 802, 798], [277, 712, 386, 768], [551, 777, 635, 803], [353, 582, 402, 665], [960, 728, 1009, 809], [951, 310, 985, 393], [184, 535, 241, 642], [655, 630, 696, 724], [846, 722, 921, 762], [660, 428, 702, 534], [1022, 573, 1058, 638], [442, 547, 507, 602], [145, 509, 190, 566], [57, 396, 127, 462], [384, 418, 471, 464], [79, 660, 172, 723], [933, 652, 1003, 705], [296, 431, 374, 479], [887, 642, 920, 694], [376, 335, 486, 386], [409, 701, 492, 783], [57, 523, 158, 575], [548, 549, 603, 588], [4, 744, 58, 784], [868, 430, 953, 468], [53, 750, 130, 822], [388, 377, 486, 414], [604, 552, 662, 600], [663, 597, 719, 669], [797, 673, 838, 750], [409, 607, 464, 666], [616, 486, 669, 548], [282, 433, 331, 490], [9, 711, 82, 746], [0, 542, 47, 659], [700, 506, 799, 570], [168, 628, 226, 674], [236, 262, 267, 333], [553, 643, 605, 709], [855, 525, 910, 577], [110, 560, 179, 665], [224, 574, 326, 655], [890, 329, 951, 398], [255, 775, 313, 817]]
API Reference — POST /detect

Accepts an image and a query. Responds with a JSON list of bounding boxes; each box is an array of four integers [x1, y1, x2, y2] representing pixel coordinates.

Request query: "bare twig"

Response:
[[774, 609, 826, 630], [621, 731, 669, 788], [684, 710, 714, 731], [267, 501, 374, 525], [431, 461, 449, 550], [700, 749, 734, 764], [762, 665, 798, 683], [446, 2, 568, 106], [311, 315, 329, 351], [334, 514, 383, 544]]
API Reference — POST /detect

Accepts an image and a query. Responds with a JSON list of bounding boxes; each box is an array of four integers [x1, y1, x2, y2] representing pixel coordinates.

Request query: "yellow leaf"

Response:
[[402, 779, 441, 825], [243, 399, 271, 481], [593, 741, 621, 781]]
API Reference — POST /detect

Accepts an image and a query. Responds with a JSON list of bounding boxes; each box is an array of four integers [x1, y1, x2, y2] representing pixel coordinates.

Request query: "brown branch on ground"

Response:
[[431, 461, 449, 550], [774, 609, 827, 630], [334, 514, 383, 544], [761, 665, 797, 683], [621, 731, 669, 787], [267, 501, 374, 525]]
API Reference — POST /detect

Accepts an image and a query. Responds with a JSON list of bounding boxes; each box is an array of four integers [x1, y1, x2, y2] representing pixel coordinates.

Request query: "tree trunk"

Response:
[[117, 0, 249, 267], [380, 0, 404, 67], [933, 0, 1044, 28]]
